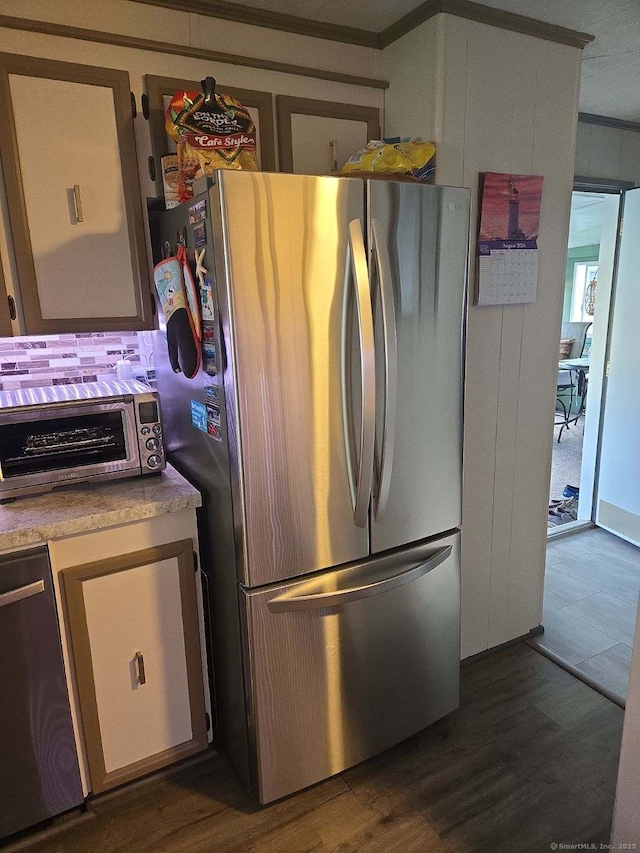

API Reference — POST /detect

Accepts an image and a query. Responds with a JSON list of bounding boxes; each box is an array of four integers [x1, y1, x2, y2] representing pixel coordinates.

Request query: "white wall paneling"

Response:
[[382, 13, 582, 658], [382, 17, 437, 140], [575, 120, 640, 185]]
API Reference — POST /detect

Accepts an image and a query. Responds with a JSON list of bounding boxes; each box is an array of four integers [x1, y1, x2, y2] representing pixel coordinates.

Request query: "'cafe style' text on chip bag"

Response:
[[166, 76, 258, 202]]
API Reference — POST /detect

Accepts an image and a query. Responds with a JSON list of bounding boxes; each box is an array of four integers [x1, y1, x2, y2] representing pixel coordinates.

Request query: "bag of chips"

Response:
[[166, 77, 258, 202], [343, 138, 436, 181]]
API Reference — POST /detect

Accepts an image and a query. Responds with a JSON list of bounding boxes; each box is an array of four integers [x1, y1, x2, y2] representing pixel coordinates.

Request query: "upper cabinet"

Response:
[[0, 54, 153, 335], [276, 96, 380, 175]]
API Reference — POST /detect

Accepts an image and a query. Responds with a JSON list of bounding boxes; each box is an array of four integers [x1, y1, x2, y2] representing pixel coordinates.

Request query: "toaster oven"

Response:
[[0, 380, 165, 502]]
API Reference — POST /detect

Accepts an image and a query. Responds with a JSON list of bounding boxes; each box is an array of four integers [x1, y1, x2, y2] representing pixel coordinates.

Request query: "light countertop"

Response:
[[0, 465, 201, 553]]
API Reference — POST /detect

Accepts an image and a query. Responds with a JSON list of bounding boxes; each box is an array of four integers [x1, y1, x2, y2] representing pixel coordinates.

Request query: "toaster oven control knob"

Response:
[[145, 437, 161, 451], [152, 424, 162, 435], [141, 427, 151, 435], [147, 454, 162, 469]]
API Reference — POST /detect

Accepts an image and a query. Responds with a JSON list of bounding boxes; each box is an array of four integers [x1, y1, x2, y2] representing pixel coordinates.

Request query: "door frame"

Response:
[[549, 178, 631, 539]]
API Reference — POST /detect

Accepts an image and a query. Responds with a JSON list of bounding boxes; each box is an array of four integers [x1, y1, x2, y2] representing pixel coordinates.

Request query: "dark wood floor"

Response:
[[13, 644, 623, 853]]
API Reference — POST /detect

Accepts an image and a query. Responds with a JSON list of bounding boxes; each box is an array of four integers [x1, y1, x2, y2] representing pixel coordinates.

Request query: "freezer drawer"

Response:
[[242, 533, 460, 803]]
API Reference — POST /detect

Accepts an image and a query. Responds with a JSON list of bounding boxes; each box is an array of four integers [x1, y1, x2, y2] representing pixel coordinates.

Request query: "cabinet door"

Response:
[[277, 95, 380, 175], [62, 540, 207, 793], [0, 248, 11, 336], [0, 54, 153, 334]]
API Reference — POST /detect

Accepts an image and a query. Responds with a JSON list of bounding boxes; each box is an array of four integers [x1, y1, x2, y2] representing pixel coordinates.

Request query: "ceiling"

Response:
[[568, 192, 605, 249], [206, 0, 640, 122]]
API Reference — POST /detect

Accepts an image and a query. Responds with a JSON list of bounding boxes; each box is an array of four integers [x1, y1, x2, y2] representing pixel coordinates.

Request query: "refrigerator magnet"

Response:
[[205, 384, 219, 403], [200, 276, 215, 321], [203, 324, 215, 342], [190, 399, 208, 433], [188, 198, 207, 224], [207, 405, 222, 441], [203, 342, 217, 376], [193, 222, 206, 247]]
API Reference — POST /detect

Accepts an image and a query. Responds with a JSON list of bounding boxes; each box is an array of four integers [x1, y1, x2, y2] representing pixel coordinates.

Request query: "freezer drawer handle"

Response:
[[341, 219, 376, 529], [371, 218, 398, 522], [0, 579, 45, 608], [267, 544, 452, 612]]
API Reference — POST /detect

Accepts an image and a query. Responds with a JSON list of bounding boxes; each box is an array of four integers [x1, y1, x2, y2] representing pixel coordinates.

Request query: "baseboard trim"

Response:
[[527, 638, 626, 709], [461, 625, 544, 666], [547, 520, 594, 540]]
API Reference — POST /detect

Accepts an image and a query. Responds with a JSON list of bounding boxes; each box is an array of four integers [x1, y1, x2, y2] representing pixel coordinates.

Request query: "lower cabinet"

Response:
[[61, 539, 208, 793]]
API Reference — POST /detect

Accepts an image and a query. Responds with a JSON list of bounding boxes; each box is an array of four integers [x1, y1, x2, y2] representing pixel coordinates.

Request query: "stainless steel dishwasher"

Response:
[[0, 547, 83, 839]]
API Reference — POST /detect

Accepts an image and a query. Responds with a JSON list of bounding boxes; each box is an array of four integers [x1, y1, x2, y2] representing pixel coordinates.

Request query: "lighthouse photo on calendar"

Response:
[[478, 172, 544, 251]]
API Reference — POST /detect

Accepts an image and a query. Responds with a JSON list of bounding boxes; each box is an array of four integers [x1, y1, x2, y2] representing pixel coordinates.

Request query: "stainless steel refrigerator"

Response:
[[151, 170, 470, 804]]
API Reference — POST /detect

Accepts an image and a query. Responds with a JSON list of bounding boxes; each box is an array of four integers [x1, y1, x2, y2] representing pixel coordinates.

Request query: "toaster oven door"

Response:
[[0, 402, 140, 493]]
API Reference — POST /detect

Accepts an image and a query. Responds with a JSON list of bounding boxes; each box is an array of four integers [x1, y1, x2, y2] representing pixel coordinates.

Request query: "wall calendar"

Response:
[[476, 172, 544, 306]]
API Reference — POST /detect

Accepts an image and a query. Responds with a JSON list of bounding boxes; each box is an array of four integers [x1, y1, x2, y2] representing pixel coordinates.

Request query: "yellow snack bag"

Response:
[[343, 138, 436, 180]]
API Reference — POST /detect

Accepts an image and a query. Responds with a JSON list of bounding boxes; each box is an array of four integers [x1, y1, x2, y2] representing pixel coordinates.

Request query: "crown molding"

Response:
[[380, 0, 595, 49], [132, 0, 595, 51], [579, 112, 640, 134], [132, 0, 381, 47], [0, 14, 388, 89]]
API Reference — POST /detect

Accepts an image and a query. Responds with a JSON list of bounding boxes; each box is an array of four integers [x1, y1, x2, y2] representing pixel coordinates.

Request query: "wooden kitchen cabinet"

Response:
[[0, 53, 153, 335], [276, 95, 380, 175], [61, 539, 207, 793]]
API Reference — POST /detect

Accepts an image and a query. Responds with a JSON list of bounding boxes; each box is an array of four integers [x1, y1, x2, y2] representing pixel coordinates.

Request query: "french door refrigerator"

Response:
[[151, 170, 470, 804]]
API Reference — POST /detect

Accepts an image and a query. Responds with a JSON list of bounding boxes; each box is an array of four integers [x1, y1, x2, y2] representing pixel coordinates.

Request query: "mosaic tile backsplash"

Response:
[[0, 332, 155, 392]]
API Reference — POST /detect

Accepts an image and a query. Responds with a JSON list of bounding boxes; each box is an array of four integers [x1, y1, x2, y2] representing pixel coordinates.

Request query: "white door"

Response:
[[596, 188, 640, 544]]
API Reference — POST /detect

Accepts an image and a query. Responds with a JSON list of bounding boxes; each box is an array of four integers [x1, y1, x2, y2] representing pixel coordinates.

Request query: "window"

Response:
[[571, 262, 598, 323]]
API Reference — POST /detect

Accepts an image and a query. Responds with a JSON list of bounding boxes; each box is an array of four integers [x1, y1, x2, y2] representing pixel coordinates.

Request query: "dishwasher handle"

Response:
[[267, 545, 451, 613], [0, 579, 45, 608]]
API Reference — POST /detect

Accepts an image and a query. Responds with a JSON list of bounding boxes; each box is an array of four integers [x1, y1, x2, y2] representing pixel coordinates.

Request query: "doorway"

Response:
[[548, 187, 622, 530], [534, 183, 640, 703]]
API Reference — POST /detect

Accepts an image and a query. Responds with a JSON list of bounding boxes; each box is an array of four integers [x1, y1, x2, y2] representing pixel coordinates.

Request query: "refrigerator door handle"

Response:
[[371, 218, 398, 521], [341, 218, 376, 529], [267, 544, 452, 612]]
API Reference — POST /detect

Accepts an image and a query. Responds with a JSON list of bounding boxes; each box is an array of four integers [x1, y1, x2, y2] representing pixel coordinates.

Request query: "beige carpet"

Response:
[[549, 417, 584, 526]]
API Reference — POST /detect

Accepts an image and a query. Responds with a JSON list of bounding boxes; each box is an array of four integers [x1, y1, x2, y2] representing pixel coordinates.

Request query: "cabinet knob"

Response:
[[134, 651, 146, 686]]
